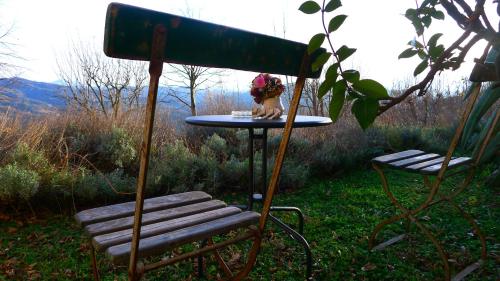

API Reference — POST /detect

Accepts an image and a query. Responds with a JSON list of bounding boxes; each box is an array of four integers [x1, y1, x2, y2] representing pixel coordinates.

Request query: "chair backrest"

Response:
[[104, 3, 324, 78]]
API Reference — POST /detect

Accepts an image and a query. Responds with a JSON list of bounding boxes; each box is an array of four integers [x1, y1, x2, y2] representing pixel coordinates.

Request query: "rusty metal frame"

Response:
[[368, 83, 498, 281]]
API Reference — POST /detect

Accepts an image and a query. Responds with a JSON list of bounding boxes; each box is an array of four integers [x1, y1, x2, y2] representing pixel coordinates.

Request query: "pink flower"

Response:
[[253, 74, 266, 88]]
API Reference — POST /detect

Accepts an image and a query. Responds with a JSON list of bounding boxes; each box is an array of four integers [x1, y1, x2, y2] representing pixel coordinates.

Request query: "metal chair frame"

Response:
[[368, 83, 499, 281]]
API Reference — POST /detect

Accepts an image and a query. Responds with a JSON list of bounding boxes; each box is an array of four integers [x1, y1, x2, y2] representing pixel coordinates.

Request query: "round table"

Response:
[[185, 114, 332, 129], [185, 114, 332, 278], [186, 115, 332, 208]]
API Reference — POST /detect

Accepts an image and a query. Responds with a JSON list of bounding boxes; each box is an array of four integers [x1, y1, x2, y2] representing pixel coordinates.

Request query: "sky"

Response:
[[0, 0, 494, 91]]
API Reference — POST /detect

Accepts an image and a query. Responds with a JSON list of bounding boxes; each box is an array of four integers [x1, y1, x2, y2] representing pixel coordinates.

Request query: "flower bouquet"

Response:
[[250, 73, 285, 119]]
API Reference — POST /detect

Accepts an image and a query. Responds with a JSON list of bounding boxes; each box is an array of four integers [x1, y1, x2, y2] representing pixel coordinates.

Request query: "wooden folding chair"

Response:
[[368, 50, 499, 280], [74, 3, 325, 280]]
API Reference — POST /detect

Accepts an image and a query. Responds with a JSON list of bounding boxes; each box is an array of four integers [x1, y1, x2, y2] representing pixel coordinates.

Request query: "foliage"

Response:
[[300, 0, 499, 130], [98, 127, 137, 169], [0, 163, 40, 201], [10, 143, 54, 185], [461, 82, 500, 163], [75, 168, 135, 202], [148, 140, 197, 194], [300, 0, 390, 129]]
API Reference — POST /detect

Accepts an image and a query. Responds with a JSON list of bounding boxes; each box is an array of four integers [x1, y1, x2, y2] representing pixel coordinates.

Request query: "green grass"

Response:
[[0, 168, 498, 280]]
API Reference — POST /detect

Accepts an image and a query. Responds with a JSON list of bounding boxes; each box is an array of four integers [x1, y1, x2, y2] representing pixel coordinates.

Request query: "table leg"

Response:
[[248, 128, 254, 211], [262, 128, 268, 199], [258, 128, 312, 279]]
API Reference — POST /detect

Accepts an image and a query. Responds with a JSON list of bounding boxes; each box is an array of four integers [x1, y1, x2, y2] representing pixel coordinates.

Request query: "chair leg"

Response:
[[270, 206, 305, 235], [198, 240, 207, 278], [209, 237, 234, 279], [89, 243, 100, 281], [412, 216, 451, 281]]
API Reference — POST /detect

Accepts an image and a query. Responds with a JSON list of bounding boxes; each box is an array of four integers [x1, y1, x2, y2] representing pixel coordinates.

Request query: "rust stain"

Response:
[[110, 6, 119, 18], [170, 18, 181, 28]]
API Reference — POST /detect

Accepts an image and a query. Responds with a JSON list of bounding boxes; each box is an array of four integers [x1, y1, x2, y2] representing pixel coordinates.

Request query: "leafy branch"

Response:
[[380, 0, 499, 115], [300, 0, 499, 128], [299, 0, 390, 129]]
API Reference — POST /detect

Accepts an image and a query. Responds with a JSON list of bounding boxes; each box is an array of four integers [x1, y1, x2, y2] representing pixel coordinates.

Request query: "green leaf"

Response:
[[308, 33, 325, 55], [431, 10, 445, 20], [351, 98, 379, 129], [352, 79, 389, 99], [318, 79, 334, 99], [405, 9, 417, 21], [421, 15, 432, 27], [408, 39, 424, 49], [398, 48, 418, 59], [324, 0, 342, 12], [342, 69, 360, 83], [471, 110, 499, 162], [325, 64, 338, 81], [312, 52, 332, 71], [428, 33, 443, 48], [411, 20, 425, 36], [346, 89, 362, 100], [462, 83, 500, 145], [328, 15, 347, 33], [429, 45, 445, 59], [299, 1, 321, 14], [336, 45, 356, 62], [329, 83, 346, 121], [332, 80, 346, 99], [413, 60, 428, 76], [417, 49, 428, 60]]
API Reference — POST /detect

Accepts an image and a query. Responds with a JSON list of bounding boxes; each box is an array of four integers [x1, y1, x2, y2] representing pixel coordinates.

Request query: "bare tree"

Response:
[[0, 16, 25, 85], [56, 40, 148, 118], [163, 64, 225, 116]]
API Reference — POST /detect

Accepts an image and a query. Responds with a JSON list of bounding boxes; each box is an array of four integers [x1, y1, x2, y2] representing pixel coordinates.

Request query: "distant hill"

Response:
[[0, 77, 66, 114], [0, 77, 259, 116]]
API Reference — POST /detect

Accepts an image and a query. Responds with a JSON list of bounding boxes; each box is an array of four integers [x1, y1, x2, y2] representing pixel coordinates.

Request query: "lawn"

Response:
[[0, 168, 498, 280]]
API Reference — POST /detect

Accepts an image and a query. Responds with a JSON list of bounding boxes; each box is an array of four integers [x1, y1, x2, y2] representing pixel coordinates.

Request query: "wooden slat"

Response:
[[389, 153, 441, 168], [372, 150, 425, 164], [405, 156, 448, 171], [104, 3, 325, 78], [420, 157, 472, 175], [85, 200, 226, 236], [75, 191, 211, 226], [106, 211, 260, 265], [93, 207, 242, 251]]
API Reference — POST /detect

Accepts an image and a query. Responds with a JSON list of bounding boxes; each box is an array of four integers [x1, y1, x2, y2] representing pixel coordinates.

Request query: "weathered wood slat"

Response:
[[93, 207, 242, 251], [389, 153, 441, 168], [420, 157, 472, 174], [106, 211, 260, 265], [104, 3, 325, 78], [85, 200, 226, 236], [404, 156, 448, 171], [75, 191, 211, 226], [372, 150, 425, 164]]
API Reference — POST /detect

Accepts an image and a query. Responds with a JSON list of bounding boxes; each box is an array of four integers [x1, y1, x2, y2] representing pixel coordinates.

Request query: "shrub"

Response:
[[194, 141, 220, 193], [47, 167, 80, 197], [0, 163, 40, 201], [220, 155, 248, 191], [203, 133, 228, 162], [75, 168, 135, 202], [10, 142, 55, 187], [148, 140, 197, 194], [98, 127, 137, 169]]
